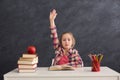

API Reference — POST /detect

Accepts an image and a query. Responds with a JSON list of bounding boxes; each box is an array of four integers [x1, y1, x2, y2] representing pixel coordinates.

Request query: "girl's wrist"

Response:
[[50, 22, 55, 28], [50, 26, 56, 30]]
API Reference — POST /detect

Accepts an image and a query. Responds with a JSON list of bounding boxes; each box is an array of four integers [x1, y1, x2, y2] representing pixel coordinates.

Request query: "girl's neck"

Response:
[[63, 48, 70, 55]]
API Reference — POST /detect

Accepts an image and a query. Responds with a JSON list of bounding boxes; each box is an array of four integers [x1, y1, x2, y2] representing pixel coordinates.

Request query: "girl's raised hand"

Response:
[[49, 9, 57, 21]]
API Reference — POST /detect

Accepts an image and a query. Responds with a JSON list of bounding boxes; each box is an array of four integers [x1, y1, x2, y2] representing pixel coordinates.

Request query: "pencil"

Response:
[[99, 54, 103, 62]]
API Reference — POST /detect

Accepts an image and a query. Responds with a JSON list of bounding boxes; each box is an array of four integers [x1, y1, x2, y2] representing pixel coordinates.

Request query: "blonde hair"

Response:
[[59, 32, 75, 48]]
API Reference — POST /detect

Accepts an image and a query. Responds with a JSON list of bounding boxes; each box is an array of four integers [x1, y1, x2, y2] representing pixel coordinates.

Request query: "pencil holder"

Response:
[[91, 61, 100, 72], [88, 54, 103, 72]]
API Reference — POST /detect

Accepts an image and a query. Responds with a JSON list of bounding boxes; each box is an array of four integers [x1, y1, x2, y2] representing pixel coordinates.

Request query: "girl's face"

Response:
[[61, 33, 73, 50]]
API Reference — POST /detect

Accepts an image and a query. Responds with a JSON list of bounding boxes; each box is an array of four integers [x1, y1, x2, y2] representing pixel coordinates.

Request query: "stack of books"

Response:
[[17, 53, 38, 72]]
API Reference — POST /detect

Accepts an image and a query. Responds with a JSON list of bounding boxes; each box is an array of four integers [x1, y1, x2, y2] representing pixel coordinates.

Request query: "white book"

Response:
[[18, 64, 37, 69], [18, 69, 36, 73], [17, 60, 38, 64], [22, 53, 37, 58], [19, 57, 38, 61]]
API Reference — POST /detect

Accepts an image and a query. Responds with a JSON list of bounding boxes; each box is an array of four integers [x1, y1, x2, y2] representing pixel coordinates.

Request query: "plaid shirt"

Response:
[[50, 26, 84, 67]]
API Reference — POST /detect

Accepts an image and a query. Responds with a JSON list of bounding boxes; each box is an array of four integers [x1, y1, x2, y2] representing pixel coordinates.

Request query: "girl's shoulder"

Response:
[[55, 45, 62, 51], [55, 45, 62, 54]]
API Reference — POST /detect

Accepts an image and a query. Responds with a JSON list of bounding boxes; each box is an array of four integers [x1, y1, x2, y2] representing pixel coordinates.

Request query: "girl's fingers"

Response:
[[49, 9, 57, 20], [53, 9, 56, 13], [52, 9, 57, 15]]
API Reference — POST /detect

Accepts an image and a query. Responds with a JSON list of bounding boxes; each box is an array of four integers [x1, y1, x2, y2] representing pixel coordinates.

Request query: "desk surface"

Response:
[[4, 66, 120, 78]]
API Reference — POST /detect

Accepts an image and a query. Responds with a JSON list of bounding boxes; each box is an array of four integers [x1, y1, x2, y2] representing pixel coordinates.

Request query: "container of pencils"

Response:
[[92, 59, 100, 72], [88, 54, 103, 72]]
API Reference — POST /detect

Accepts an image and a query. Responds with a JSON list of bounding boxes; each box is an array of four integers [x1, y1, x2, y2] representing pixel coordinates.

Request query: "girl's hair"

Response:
[[59, 32, 76, 48]]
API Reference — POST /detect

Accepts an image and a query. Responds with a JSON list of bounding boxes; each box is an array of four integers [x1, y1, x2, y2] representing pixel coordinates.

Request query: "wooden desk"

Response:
[[4, 67, 120, 80]]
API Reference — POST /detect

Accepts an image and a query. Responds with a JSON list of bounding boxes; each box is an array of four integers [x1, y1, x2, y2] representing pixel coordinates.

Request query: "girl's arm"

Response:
[[49, 9, 59, 49]]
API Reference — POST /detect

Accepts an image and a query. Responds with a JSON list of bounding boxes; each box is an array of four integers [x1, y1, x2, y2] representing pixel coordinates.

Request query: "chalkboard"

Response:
[[0, 0, 120, 80]]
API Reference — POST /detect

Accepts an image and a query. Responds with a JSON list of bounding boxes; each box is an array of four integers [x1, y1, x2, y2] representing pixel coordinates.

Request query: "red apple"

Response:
[[27, 46, 36, 54]]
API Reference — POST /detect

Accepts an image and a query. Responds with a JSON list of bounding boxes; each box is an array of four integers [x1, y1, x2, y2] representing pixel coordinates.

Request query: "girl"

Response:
[[49, 9, 84, 67]]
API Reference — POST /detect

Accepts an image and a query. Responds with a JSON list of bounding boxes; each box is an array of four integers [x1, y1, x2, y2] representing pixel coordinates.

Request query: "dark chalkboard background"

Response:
[[0, 0, 120, 80]]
